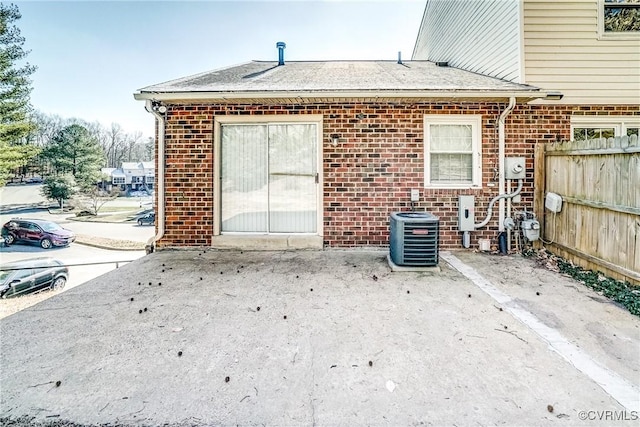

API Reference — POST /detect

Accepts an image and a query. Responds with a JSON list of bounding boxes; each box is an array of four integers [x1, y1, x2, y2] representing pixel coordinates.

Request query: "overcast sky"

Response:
[[13, 0, 426, 138]]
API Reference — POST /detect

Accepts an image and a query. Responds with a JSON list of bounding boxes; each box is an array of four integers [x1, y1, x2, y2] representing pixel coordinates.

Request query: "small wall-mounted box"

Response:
[[458, 195, 475, 232], [505, 157, 526, 180], [545, 192, 563, 213]]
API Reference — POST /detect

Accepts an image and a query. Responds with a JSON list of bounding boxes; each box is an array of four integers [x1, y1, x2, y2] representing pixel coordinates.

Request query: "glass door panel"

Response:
[[268, 124, 317, 233], [220, 125, 268, 232]]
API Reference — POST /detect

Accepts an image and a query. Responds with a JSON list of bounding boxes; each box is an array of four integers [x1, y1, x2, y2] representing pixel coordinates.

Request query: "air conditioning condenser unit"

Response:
[[389, 212, 440, 267]]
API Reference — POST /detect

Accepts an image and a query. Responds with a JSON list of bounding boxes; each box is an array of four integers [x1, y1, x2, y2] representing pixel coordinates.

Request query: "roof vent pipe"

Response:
[[398, 51, 402, 64], [276, 41, 286, 65]]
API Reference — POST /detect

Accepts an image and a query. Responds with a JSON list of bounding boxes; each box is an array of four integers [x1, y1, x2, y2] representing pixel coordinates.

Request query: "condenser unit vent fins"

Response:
[[389, 212, 440, 266]]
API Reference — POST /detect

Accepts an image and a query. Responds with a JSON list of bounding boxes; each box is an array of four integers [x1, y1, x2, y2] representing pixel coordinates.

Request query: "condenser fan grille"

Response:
[[389, 212, 440, 266]]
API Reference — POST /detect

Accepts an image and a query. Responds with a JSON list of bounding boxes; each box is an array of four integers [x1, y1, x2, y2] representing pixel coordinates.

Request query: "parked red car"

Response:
[[1, 219, 76, 249]]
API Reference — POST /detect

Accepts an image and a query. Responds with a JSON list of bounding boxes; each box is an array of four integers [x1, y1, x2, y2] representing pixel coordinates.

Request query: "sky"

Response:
[[10, 0, 426, 138]]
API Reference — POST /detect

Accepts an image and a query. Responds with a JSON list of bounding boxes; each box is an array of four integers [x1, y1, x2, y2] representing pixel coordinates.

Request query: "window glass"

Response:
[[430, 124, 473, 152], [40, 222, 62, 232], [14, 269, 33, 279], [0, 271, 12, 282], [424, 116, 480, 187], [627, 127, 639, 137], [604, 0, 640, 32], [573, 127, 616, 141]]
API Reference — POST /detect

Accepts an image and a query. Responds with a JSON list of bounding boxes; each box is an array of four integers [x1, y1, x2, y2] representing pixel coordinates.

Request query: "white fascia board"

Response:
[[134, 90, 545, 102]]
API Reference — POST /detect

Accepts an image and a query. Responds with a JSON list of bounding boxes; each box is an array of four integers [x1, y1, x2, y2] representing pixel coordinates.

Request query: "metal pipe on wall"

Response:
[[144, 100, 166, 253], [498, 97, 516, 232]]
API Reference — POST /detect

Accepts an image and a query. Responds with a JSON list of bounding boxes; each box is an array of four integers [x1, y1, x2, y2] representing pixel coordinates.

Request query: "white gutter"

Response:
[[134, 90, 544, 102], [144, 100, 166, 253], [498, 97, 516, 232]]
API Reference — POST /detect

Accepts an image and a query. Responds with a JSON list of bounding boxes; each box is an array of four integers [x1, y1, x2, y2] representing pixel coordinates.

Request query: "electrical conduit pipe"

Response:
[[498, 97, 516, 232], [144, 100, 165, 253], [474, 179, 524, 229]]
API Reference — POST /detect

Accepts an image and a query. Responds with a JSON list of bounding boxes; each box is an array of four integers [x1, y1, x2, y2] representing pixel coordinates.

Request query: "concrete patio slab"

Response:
[[1, 250, 638, 426]]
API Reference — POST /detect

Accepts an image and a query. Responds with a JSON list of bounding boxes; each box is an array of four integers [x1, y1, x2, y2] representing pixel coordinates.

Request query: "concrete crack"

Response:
[[494, 328, 528, 343]]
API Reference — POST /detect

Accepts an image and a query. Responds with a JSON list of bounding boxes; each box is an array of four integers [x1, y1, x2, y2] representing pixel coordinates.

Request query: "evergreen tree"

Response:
[[0, 3, 37, 184], [41, 173, 77, 209], [42, 124, 105, 189]]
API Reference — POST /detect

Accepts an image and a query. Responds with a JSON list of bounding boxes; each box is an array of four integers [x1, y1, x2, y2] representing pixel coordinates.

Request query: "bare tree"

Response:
[[75, 186, 120, 215]]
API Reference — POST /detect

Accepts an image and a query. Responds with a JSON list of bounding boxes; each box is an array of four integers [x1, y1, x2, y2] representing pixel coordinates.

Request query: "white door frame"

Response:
[[213, 114, 324, 241]]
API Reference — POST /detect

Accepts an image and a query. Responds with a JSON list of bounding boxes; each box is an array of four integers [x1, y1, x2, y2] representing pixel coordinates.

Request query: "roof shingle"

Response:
[[137, 60, 539, 95]]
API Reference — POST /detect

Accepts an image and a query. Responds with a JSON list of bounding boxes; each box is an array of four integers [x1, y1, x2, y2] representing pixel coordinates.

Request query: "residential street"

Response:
[[0, 183, 151, 318]]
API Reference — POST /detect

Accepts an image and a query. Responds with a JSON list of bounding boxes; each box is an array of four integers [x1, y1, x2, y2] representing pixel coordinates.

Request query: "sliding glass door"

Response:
[[220, 123, 318, 234]]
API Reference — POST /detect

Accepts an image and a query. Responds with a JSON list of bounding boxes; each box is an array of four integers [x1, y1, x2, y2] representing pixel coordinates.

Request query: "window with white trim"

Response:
[[604, 0, 640, 33], [424, 115, 482, 188], [571, 116, 640, 141], [113, 177, 125, 184], [599, 0, 640, 38]]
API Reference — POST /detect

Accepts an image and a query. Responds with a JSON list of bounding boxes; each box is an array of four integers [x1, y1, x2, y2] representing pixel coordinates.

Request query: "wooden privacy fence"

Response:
[[534, 135, 640, 286]]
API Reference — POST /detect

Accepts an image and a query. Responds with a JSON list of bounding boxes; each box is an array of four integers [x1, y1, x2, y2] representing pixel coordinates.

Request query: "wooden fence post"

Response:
[[533, 143, 546, 249]]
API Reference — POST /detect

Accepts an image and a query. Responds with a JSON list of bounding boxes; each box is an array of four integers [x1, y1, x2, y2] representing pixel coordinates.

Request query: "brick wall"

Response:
[[155, 102, 638, 250]]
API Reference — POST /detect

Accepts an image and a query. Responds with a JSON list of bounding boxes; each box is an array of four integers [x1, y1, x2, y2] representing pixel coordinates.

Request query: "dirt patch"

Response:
[[0, 289, 62, 320], [75, 235, 145, 251]]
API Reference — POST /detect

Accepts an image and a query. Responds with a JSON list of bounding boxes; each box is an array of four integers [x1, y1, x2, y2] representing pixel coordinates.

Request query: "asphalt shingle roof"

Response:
[[137, 60, 539, 95]]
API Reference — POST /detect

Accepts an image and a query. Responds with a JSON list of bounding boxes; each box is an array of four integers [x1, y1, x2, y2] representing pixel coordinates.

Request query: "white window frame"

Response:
[[571, 116, 640, 140], [598, 0, 640, 40], [112, 177, 125, 184], [423, 115, 482, 189]]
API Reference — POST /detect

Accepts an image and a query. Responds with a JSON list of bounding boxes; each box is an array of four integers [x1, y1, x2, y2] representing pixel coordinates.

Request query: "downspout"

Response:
[[498, 97, 516, 232], [145, 100, 166, 253]]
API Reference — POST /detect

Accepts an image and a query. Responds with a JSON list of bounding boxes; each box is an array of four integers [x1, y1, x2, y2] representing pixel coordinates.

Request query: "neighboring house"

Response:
[[101, 162, 155, 194], [413, 0, 640, 138]]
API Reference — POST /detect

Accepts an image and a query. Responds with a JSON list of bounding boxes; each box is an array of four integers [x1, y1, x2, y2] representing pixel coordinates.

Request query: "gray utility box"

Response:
[[458, 195, 475, 232], [389, 212, 440, 266]]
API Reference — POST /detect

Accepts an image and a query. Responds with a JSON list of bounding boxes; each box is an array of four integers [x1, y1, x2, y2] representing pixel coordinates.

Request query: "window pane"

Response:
[[431, 153, 473, 182], [604, 1, 640, 32], [627, 127, 639, 137], [430, 124, 472, 152], [573, 127, 616, 141]]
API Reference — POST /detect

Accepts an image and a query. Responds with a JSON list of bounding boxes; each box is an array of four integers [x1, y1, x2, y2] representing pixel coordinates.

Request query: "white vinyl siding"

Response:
[[424, 115, 482, 189], [412, 0, 521, 82], [524, 0, 640, 105]]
